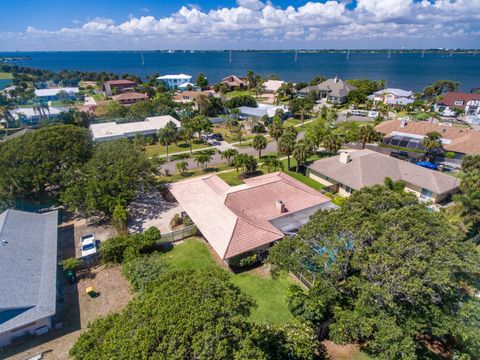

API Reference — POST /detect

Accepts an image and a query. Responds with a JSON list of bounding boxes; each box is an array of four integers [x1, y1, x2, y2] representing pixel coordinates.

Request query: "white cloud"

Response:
[[2, 0, 480, 50], [140, 7, 150, 13]]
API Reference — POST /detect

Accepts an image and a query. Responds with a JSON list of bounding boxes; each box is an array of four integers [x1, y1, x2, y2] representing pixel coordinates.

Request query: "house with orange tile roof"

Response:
[[169, 172, 335, 265], [103, 79, 137, 96], [434, 92, 480, 124], [112, 92, 148, 105], [375, 119, 480, 156]]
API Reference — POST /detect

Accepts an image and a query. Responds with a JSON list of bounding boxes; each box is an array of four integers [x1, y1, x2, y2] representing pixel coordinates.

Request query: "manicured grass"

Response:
[[146, 140, 209, 157], [157, 163, 233, 185], [284, 170, 325, 191], [164, 238, 295, 325], [213, 125, 255, 144], [283, 118, 302, 127], [0, 72, 13, 80], [217, 170, 245, 186], [225, 89, 255, 98]]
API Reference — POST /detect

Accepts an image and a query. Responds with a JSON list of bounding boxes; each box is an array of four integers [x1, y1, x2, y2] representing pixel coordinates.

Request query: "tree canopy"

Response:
[[0, 125, 92, 199], [269, 186, 480, 359], [70, 266, 322, 360], [61, 139, 157, 218]]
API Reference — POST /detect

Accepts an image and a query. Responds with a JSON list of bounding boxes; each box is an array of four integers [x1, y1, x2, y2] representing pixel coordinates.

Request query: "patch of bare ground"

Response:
[[2, 265, 132, 360]]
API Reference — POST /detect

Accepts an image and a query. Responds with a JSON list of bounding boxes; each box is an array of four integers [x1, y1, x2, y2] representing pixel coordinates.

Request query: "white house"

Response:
[[11, 107, 66, 127], [156, 74, 192, 88], [34, 87, 79, 101], [89, 115, 181, 142], [368, 88, 414, 107], [238, 104, 289, 119]]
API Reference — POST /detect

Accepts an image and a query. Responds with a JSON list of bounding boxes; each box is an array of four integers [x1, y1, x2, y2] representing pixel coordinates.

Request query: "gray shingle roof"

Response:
[[0, 210, 58, 333], [299, 78, 356, 98], [308, 149, 459, 195]]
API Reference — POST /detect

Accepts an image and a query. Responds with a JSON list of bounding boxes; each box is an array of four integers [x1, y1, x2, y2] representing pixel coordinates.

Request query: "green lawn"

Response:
[[225, 89, 255, 98], [164, 238, 295, 324], [146, 140, 209, 157], [0, 72, 13, 80], [213, 125, 256, 144], [157, 162, 233, 185], [283, 118, 302, 127], [217, 170, 245, 186]]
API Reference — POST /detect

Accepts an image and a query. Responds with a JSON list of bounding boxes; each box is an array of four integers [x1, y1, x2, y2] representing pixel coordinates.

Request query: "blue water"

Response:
[[1, 51, 479, 92], [0, 79, 12, 90]]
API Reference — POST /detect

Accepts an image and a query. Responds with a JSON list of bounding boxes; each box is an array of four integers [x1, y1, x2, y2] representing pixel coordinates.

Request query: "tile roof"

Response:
[[375, 119, 480, 155], [308, 149, 459, 195], [112, 92, 148, 101], [104, 79, 137, 86], [0, 210, 58, 334], [263, 80, 285, 92], [437, 92, 480, 110], [221, 75, 245, 87], [169, 172, 333, 260]]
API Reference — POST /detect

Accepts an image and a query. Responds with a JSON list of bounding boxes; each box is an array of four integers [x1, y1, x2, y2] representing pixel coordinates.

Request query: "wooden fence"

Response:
[[158, 225, 198, 244]]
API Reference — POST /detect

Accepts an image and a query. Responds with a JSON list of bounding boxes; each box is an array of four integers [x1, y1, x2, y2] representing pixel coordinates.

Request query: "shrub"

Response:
[[252, 122, 266, 133], [184, 216, 194, 226], [445, 151, 456, 159], [122, 253, 167, 292], [229, 251, 259, 268], [99, 227, 161, 263], [170, 213, 183, 229], [61, 257, 82, 272], [225, 95, 257, 109]]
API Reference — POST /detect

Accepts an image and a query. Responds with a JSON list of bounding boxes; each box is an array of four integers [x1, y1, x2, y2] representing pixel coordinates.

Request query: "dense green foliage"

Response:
[[121, 252, 167, 292], [70, 267, 321, 360], [225, 95, 257, 108], [61, 139, 157, 217], [269, 186, 480, 359], [0, 125, 92, 199], [99, 226, 161, 263]]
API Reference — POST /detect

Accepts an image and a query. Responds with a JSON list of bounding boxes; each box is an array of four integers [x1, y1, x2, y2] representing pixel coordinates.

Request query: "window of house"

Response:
[[420, 188, 433, 199]]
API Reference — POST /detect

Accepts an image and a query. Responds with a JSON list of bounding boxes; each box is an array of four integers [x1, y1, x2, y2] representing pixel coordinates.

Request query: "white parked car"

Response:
[[80, 234, 97, 257], [368, 111, 379, 118]]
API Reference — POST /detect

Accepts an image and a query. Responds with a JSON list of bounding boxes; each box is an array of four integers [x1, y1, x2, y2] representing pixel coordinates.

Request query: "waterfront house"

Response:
[[434, 92, 480, 125], [298, 77, 356, 104], [375, 119, 480, 156], [89, 115, 181, 142], [103, 79, 137, 96], [238, 104, 289, 119], [307, 149, 459, 203], [34, 87, 79, 102], [367, 88, 414, 108], [262, 80, 285, 94], [169, 172, 335, 265], [112, 92, 148, 105], [173, 90, 216, 103], [157, 74, 192, 89], [11, 106, 65, 127], [220, 75, 246, 90], [0, 209, 58, 347]]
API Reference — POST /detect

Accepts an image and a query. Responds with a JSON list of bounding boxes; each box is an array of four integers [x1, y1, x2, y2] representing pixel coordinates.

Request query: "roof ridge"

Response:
[[223, 217, 240, 259]]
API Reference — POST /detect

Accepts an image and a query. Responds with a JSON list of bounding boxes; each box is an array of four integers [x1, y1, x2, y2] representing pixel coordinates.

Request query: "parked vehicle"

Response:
[[212, 133, 223, 141], [390, 151, 410, 161], [416, 161, 438, 170], [80, 234, 97, 257], [368, 111, 379, 118]]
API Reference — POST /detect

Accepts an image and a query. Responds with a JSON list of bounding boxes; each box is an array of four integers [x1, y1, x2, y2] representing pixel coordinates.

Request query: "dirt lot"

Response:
[[0, 224, 133, 360]]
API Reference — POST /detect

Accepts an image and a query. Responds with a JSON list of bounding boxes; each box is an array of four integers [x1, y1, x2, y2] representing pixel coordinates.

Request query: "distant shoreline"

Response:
[[1, 49, 479, 54]]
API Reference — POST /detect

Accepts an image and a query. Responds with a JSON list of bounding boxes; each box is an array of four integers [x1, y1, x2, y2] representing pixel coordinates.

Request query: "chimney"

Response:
[[400, 118, 408, 128], [339, 152, 351, 164], [274, 200, 286, 213]]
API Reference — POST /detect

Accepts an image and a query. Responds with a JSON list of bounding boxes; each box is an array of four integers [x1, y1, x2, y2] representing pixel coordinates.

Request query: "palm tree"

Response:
[[358, 124, 378, 149], [269, 117, 284, 145], [221, 148, 239, 166], [292, 139, 314, 173], [322, 134, 343, 154], [195, 152, 212, 171], [278, 130, 297, 171], [194, 94, 211, 115], [262, 155, 284, 173], [176, 161, 189, 175], [252, 134, 267, 158], [384, 177, 406, 192], [0, 104, 15, 130], [157, 121, 179, 161], [422, 131, 442, 161]]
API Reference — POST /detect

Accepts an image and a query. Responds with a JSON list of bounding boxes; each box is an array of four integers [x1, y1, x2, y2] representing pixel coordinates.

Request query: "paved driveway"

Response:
[[128, 189, 184, 234]]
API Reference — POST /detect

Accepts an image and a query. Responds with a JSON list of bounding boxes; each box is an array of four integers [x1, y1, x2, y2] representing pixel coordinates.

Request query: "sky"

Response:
[[1, 0, 479, 51]]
